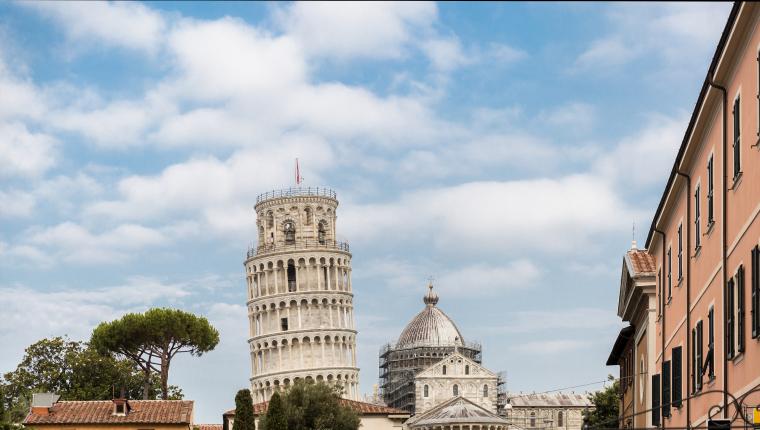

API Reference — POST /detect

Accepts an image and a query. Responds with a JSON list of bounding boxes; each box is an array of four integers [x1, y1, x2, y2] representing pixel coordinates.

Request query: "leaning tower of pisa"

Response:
[[244, 187, 359, 403]]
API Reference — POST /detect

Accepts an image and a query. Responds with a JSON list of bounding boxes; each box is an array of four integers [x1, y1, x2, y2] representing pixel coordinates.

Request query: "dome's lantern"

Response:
[[396, 282, 464, 348]]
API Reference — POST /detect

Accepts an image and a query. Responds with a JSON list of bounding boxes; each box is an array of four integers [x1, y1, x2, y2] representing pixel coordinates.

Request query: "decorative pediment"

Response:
[[417, 352, 495, 378]]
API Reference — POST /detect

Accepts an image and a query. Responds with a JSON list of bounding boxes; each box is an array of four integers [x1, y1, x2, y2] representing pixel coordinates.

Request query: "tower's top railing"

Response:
[[255, 187, 337, 205]]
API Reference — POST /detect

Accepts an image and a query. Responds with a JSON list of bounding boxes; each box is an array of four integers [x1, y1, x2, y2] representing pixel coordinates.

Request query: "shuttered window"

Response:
[[695, 185, 701, 249], [707, 156, 715, 223], [652, 374, 661, 426], [691, 328, 697, 393], [733, 96, 741, 179], [707, 309, 714, 379], [662, 361, 671, 418], [753, 246, 760, 339], [696, 320, 704, 390], [727, 278, 735, 359], [738, 265, 745, 353], [678, 224, 683, 280], [668, 248, 672, 300], [672, 347, 682, 408]]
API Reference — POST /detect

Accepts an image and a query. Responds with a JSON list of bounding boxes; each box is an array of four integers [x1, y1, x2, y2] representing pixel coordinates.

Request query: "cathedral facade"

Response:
[[244, 187, 359, 402]]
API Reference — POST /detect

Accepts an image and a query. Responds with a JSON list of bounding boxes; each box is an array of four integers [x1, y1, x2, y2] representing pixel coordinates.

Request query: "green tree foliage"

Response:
[[0, 337, 182, 427], [583, 375, 620, 429], [259, 381, 359, 430], [91, 308, 219, 399], [232, 389, 255, 430]]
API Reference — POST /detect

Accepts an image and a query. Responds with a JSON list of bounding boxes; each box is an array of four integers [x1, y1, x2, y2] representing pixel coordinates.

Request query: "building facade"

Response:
[[503, 392, 593, 430], [607, 245, 657, 429], [414, 351, 499, 415], [608, 2, 760, 429], [379, 283, 482, 414], [244, 187, 359, 402]]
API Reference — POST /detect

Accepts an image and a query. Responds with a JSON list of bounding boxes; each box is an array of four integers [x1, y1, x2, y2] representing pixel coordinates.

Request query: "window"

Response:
[[667, 247, 672, 301], [678, 224, 683, 280], [280, 318, 288, 331], [652, 374, 661, 427], [530, 412, 536, 428], [692, 320, 704, 392], [304, 207, 312, 225], [287, 263, 297, 292], [695, 185, 701, 249], [733, 96, 742, 180], [266, 211, 274, 228], [318, 221, 327, 245], [707, 156, 715, 224], [483, 384, 489, 398], [707, 308, 714, 379], [442, 365, 447, 375], [727, 277, 735, 359], [424, 385, 429, 397], [672, 347, 682, 408], [753, 246, 760, 338], [738, 266, 746, 353], [465, 365, 470, 375], [115, 404, 125, 414], [452, 384, 458, 396], [558, 411, 564, 428], [658, 269, 663, 317], [662, 360, 671, 418], [284, 221, 296, 245]]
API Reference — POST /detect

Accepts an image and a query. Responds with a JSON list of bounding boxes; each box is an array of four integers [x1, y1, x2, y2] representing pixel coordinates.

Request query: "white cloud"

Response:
[[574, 3, 731, 73], [594, 113, 686, 190], [15, 222, 168, 265], [512, 339, 591, 355], [51, 101, 154, 148], [0, 189, 35, 218], [435, 261, 540, 297], [275, 1, 437, 60], [0, 122, 57, 177], [540, 102, 596, 134], [342, 175, 638, 254], [422, 38, 470, 72], [493, 308, 621, 334], [24, 1, 166, 54]]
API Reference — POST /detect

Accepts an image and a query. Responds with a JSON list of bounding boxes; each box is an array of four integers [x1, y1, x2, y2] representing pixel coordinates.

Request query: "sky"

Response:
[[0, 1, 733, 424]]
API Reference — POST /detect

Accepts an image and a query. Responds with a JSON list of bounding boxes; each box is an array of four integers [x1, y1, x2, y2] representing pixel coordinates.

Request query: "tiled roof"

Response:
[[507, 392, 593, 408], [196, 424, 222, 430], [224, 399, 407, 417], [627, 249, 656, 276], [24, 400, 194, 425]]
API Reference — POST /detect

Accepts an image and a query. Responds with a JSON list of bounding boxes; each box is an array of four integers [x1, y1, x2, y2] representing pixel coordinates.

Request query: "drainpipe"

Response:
[[654, 226, 666, 428], [675, 170, 692, 428], [707, 76, 728, 417]]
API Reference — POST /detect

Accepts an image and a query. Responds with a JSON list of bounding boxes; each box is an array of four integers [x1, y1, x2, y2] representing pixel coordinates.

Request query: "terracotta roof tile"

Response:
[[224, 399, 407, 417], [196, 424, 222, 430], [24, 400, 194, 425], [627, 249, 656, 276]]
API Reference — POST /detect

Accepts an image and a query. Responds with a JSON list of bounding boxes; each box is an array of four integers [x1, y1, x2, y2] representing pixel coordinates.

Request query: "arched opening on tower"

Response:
[[318, 221, 326, 244], [287, 262, 296, 292], [284, 221, 295, 245], [304, 207, 312, 225], [266, 211, 274, 228]]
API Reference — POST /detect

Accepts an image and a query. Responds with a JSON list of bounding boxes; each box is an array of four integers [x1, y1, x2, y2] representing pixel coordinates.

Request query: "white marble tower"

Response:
[[244, 187, 359, 402]]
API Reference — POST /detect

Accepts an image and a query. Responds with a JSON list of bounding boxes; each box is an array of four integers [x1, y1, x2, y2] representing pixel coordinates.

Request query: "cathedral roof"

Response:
[[396, 283, 465, 348], [406, 396, 508, 427]]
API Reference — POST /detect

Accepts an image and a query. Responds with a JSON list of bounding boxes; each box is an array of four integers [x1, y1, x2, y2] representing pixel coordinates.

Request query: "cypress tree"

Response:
[[232, 389, 255, 430], [261, 392, 287, 430]]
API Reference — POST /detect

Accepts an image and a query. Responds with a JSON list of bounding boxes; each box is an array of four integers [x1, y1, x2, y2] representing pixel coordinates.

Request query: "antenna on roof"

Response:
[[631, 222, 637, 250]]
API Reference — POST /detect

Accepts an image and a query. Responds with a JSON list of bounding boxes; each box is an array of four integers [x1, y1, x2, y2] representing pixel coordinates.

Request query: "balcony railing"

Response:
[[256, 187, 337, 205], [246, 239, 350, 258]]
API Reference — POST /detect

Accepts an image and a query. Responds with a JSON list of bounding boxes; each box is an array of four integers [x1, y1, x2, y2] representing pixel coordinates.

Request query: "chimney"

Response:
[[31, 393, 60, 416], [112, 387, 130, 416]]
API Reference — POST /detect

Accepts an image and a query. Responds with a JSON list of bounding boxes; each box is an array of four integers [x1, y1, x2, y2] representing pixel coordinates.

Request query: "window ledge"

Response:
[[694, 245, 702, 259], [677, 278, 684, 288], [732, 352, 745, 365], [706, 221, 716, 236], [731, 171, 743, 190]]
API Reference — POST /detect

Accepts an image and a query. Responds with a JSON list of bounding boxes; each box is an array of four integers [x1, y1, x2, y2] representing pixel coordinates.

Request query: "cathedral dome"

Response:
[[396, 283, 465, 348]]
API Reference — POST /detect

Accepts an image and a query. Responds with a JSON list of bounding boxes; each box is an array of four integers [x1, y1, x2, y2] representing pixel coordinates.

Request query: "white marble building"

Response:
[[244, 187, 359, 402], [414, 351, 498, 415]]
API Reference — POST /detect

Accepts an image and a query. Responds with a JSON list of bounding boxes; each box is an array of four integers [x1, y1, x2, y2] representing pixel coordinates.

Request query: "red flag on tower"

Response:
[[295, 158, 302, 185]]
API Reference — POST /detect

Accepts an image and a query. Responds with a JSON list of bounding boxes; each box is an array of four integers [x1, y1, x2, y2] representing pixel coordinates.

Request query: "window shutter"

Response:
[[707, 309, 715, 378], [691, 328, 697, 393], [697, 321, 704, 390], [652, 374, 661, 427], [662, 361, 671, 418], [727, 278, 735, 359], [753, 246, 759, 338], [672, 347, 682, 407], [738, 265, 745, 353]]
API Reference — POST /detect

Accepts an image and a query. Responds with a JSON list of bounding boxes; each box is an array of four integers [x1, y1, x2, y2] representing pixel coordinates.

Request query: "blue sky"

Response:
[[0, 1, 732, 423]]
